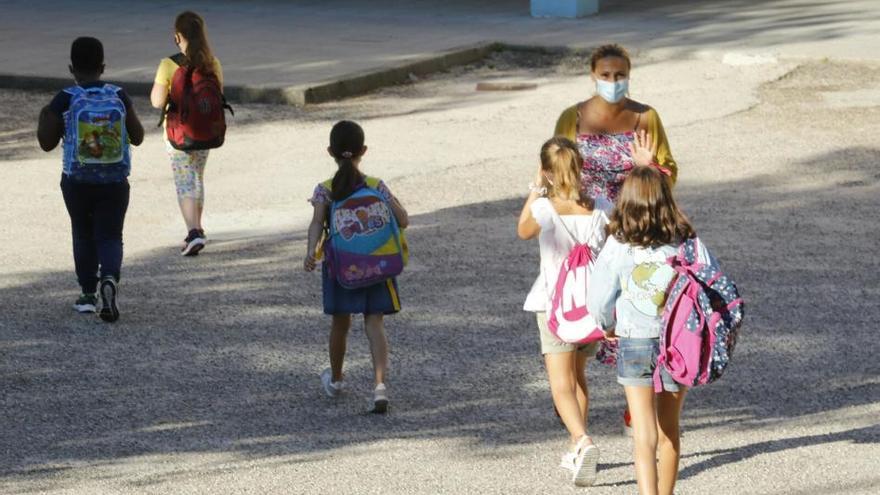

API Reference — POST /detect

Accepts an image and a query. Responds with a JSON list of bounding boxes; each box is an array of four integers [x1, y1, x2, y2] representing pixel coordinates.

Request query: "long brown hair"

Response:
[[175, 11, 215, 74], [540, 137, 592, 208], [607, 166, 694, 247]]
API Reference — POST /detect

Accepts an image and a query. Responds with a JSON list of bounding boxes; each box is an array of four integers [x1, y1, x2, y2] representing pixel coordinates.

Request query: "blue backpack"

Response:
[[63, 84, 130, 182], [324, 178, 407, 289]]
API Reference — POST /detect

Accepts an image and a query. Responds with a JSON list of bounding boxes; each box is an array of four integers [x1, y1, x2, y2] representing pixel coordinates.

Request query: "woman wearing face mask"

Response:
[[555, 44, 677, 202], [554, 43, 678, 436]]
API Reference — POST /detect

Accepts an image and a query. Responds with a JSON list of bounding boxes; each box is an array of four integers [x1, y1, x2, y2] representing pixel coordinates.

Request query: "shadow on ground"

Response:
[[2, 139, 878, 487]]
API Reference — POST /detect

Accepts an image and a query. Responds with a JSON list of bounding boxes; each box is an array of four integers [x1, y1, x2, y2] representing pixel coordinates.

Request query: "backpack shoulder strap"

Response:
[[545, 204, 580, 246], [557, 217, 580, 246], [678, 237, 700, 265], [169, 52, 187, 66], [64, 85, 84, 97], [364, 176, 381, 189]]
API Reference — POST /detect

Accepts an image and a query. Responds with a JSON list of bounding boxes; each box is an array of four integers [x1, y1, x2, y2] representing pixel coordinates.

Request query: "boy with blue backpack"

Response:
[[304, 120, 408, 414], [37, 37, 145, 322]]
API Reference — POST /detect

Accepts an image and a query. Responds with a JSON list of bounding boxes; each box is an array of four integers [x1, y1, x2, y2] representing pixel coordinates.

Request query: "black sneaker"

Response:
[[181, 229, 206, 256], [99, 277, 119, 322], [73, 293, 98, 313]]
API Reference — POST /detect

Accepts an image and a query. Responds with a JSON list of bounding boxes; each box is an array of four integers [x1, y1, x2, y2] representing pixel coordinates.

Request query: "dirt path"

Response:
[[1, 52, 878, 494]]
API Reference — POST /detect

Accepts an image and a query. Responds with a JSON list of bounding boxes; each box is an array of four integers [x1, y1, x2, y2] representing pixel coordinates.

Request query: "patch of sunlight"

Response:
[[136, 420, 213, 433], [822, 88, 880, 108]]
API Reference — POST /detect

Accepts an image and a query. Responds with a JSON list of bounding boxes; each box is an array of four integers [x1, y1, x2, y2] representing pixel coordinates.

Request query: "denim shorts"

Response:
[[616, 337, 681, 392]]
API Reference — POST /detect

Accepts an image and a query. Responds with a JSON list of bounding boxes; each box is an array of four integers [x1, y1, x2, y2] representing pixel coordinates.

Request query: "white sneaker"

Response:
[[559, 451, 577, 471], [320, 368, 343, 398], [369, 383, 389, 414], [572, 436, 600, 487]]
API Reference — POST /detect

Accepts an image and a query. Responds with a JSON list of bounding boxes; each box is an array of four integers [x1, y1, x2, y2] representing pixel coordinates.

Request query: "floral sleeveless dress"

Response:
[[577, 132, 637, 365], [576, 132, 636, 203]]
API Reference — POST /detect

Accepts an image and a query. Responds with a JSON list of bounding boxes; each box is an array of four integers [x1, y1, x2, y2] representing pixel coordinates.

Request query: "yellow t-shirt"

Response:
[[153, 55, 224, 89]]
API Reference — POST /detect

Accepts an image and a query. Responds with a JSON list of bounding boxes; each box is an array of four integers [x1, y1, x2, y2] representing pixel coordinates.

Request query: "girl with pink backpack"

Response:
[[587, 164, 714, 495], [517, 137, 613, 486]]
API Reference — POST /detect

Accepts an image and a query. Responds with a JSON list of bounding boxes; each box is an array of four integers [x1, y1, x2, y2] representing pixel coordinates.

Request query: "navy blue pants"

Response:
[[60, 175, 130, 293]]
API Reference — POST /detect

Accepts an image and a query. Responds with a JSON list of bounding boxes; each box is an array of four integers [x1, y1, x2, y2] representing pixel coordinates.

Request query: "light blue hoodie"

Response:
[[587, 236, 713, 339]]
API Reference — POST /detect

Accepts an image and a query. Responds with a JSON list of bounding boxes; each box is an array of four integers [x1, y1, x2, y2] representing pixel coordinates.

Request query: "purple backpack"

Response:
[[654, 237, 744, 392], [324, 179, 406, 289]]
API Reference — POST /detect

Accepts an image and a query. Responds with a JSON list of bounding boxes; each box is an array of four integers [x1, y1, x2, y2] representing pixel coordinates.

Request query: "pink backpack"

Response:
[[655, 237, 744, 392], [547, 220, 605, 345]]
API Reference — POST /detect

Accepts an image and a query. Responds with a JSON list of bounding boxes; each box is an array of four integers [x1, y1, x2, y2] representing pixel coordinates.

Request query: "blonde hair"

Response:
[[540, 137, 588, 204]]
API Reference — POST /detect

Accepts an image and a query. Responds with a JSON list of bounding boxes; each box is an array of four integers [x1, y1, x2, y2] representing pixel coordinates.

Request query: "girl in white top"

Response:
[[517, 137, 612, 487]]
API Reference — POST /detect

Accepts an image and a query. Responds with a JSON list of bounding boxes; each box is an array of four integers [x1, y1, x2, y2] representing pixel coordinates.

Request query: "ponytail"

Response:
[[331, 157, 364, 201], [328, 121, 366, 201], [540, 136, 591, 206]]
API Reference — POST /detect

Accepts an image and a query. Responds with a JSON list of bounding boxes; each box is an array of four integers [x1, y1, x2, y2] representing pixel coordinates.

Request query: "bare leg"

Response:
[[329, 314, 351, 382], [625, 385, 659, 495], [195, 201, 204, 231], [178, 197, 202, 232], [657, 389, 687, 495], [363, 314, 388, 386], [574, 350, 589, 430], [545, 352, 588, 444]]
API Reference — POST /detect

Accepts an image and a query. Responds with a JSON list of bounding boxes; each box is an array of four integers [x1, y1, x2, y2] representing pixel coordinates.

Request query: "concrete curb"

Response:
[[0, 42, 590, 106]]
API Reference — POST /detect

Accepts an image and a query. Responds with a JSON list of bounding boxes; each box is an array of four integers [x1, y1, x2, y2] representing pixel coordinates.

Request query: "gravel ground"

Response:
[[1, 52, 878, 494]]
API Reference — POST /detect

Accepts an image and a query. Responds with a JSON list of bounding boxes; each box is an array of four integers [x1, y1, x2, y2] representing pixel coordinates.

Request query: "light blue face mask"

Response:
[[596, 79, 629, 103]]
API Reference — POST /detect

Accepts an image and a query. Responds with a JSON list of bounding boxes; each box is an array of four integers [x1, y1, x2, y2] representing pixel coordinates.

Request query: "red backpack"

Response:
[[162, 53, 233, 150]]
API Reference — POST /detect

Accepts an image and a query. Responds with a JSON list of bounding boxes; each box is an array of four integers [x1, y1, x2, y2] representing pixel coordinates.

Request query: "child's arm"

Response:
[[36, 105, 63, 152], [587, 237, 622, 331], [150, 83, 168, 110], [122, 92, 145, 146], [151, 59, 171, 109], [304, 203, 328, 272], [389, 196, 408, 229], [377, 181, 408, 228], [517, 167, 546, 240]]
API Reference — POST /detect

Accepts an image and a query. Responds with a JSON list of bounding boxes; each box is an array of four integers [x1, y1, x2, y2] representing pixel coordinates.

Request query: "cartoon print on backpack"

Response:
[[326, 179, 406, 289], [335, 199, 390, 240], [73, 96, 124, 163], [65, 84, 130, 179]]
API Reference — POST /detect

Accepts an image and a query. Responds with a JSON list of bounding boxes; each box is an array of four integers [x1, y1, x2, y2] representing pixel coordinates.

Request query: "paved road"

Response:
[[1, 0, 879, 89], [1, 1, 879, 494]]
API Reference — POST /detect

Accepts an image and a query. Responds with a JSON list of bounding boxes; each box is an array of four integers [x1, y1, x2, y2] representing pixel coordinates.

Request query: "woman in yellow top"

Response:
[[554, 44, 677, 203], [554, 44, 678, 435], [150, 11, 223, 256]]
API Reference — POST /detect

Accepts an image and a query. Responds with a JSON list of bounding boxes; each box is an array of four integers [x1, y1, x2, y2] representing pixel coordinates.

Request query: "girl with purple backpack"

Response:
[[587, 165, 714, 495], [517, 137, 613, 486], [303, 120, 408, 414]]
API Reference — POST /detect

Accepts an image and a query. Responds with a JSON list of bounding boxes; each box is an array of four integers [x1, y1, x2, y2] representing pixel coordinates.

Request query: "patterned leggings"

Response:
[[166, 141, 209, 203]]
